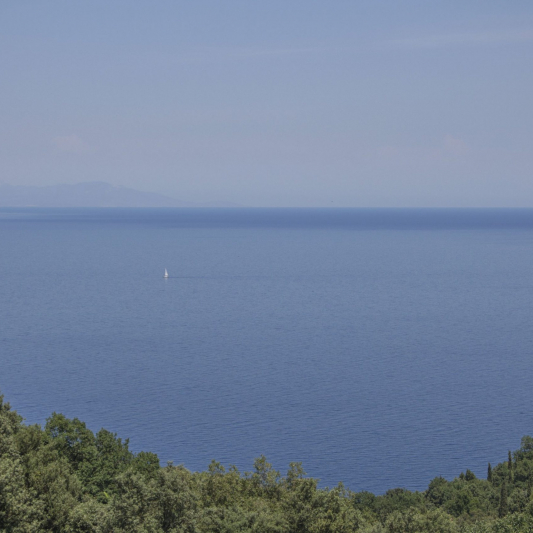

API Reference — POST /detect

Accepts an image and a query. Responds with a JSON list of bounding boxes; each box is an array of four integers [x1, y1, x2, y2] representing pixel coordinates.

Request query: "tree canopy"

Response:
[[1, 392, 532, 532]]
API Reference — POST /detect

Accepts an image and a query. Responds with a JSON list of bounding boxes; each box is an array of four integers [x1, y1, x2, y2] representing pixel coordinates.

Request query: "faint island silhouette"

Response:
[[0, 181, 241, 208]]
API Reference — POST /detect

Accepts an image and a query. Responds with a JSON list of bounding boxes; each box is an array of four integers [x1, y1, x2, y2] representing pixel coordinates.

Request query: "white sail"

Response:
[[164, 269, 169, 278]]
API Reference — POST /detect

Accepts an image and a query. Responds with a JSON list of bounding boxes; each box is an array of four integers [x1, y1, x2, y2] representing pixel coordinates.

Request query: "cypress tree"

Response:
[[487, 463, 492, 483], [498, 479, 508, 518], [508, 450, 513, 482]]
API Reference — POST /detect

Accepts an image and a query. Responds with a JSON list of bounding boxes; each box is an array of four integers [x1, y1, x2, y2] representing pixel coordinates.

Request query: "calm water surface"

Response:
[[1, 208, 532, 494]]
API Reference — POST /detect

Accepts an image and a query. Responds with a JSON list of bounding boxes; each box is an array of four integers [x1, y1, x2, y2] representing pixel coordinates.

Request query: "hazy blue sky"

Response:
[[1, 1, 532, 206]]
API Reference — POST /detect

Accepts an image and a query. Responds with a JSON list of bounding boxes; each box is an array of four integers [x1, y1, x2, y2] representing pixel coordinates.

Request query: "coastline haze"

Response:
[[0, 181, 241, 207]]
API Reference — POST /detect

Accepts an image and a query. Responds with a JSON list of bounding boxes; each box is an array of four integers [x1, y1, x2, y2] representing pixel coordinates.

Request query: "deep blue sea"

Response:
[[1, 208, 533, 494]]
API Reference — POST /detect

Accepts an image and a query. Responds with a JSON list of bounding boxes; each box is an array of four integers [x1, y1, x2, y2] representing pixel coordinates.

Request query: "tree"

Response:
[[45, 413, 97, 473], [520, 436, 533, 454], [465, 469, 476, 481], [0, 399, 44, 531], [499, 479, 508, 518], [249, 455, 281, 498], [487, 463, 492, 483]]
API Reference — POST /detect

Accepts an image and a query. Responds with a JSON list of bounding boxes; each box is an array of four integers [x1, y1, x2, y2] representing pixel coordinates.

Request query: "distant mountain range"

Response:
[[0, 182, 239, 208]]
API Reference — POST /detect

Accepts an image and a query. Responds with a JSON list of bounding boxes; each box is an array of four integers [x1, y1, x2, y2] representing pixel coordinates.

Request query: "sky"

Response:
[[1, 1, 533, 207]]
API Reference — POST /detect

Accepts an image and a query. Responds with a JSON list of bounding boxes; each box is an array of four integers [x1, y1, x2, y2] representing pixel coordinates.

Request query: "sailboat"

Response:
[[164, 269, 169, 278]]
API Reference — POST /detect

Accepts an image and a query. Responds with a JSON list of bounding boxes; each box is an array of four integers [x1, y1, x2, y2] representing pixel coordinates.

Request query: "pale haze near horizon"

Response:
[[1, 1, 532, 207]]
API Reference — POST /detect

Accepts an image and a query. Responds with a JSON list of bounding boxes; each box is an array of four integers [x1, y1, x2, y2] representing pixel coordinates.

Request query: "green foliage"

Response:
[[385, 508, 458, 533], [64, 499, 111, 533], [498, 480, 508, 518], [1, 391, 533, 532]]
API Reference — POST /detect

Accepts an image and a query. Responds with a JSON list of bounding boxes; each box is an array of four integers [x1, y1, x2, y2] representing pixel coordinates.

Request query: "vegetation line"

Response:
[[1, 393, 532, 532]]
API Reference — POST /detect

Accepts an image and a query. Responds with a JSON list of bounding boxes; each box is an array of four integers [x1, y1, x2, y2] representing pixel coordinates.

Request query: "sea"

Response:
[[1, 207, 532, 495]]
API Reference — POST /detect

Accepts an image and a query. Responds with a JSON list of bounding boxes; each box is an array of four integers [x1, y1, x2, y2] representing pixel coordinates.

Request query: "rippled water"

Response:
[[1, 208, 533, 494]]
